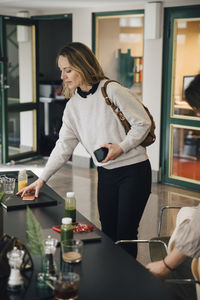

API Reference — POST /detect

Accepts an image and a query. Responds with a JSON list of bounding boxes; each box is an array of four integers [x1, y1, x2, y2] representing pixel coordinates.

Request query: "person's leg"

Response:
[[97, 160, 151, 257], [97, 167, 119, 241], [117, 160, 152, 258]]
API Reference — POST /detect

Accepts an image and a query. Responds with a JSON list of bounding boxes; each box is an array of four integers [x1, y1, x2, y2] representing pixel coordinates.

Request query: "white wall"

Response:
[[143, 38, 163, 175], [18, 29, 34, 149], [143, 3, 164, 176], [70, 8, 93, 163], [72, 8, 92, 47]]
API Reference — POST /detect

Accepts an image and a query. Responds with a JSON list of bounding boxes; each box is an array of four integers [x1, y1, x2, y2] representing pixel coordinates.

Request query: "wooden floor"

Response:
[[1, 158, 200, 266]]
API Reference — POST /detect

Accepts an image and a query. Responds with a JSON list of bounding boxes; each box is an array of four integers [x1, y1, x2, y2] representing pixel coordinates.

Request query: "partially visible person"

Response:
[[185, 73, 200, 117], [147, 248, 187, 279], [147, 206, 200, 279], [146, 73, 200, 279]]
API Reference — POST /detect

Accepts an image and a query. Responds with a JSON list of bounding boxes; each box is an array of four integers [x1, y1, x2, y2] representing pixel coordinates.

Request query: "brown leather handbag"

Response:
[[101, 80, 156, 147]]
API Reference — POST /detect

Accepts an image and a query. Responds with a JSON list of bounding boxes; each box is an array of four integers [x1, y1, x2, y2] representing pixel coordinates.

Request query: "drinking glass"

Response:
[[3, 177, 16, 194], [54, 272, 80, 300], [0, 176, 6, 193], [61, 240, 83, 264]]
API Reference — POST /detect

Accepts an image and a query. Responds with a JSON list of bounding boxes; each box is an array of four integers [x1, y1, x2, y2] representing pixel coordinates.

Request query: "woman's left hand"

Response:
[[101, 143, 123, 163]]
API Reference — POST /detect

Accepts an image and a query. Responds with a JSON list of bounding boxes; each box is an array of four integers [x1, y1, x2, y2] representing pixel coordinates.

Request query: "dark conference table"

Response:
[[1, 171, 178, 300]]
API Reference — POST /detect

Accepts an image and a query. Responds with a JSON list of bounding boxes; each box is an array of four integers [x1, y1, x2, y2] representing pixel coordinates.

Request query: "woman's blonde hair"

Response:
[[57, 42, 107, 98]]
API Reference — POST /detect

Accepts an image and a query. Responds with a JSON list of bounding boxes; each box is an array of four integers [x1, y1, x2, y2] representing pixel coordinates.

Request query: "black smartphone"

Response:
[[94, 147, 108, 162]]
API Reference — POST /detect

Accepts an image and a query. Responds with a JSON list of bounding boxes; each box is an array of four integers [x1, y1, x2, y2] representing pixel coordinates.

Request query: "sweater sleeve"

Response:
[[40, 106, 79, 182], [106, 82, 152, 152], [175, 204, 200, 258]]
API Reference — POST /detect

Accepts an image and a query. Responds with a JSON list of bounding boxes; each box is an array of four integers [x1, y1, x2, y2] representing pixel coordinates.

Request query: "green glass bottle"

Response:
[[65, 192, 76, 223], [60, 217, 73, 245]]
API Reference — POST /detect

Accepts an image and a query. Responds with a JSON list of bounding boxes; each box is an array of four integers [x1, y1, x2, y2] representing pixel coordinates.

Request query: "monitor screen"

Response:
[[182, 75, 195, 99]]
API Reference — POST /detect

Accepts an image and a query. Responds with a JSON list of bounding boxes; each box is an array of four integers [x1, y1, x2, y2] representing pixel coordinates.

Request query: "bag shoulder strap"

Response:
[[101, 80, 119, 106], [101, 79, 156, 146]]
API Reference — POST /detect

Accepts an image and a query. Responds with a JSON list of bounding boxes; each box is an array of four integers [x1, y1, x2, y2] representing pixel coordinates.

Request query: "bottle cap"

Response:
[[66, 192, 75, 198], [19, 169, 26, 175], [62, 217, 72, 225]]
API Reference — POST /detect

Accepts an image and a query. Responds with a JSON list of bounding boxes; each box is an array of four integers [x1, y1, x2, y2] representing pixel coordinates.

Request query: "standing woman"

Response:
[[18, 42, 152, 258]]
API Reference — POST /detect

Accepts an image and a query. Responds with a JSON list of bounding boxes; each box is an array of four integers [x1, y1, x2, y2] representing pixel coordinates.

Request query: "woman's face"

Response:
[[58, 55, 82, 90]]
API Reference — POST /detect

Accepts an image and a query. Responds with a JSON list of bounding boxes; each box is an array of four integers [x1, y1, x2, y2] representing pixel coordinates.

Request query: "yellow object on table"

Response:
[[18, 180, 28, 191], [18, 169, 28, 192]]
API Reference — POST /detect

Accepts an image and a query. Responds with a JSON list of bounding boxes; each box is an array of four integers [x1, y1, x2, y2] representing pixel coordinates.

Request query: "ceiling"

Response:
[[0, 0, 198, 15], [0, 0, 145, 14]]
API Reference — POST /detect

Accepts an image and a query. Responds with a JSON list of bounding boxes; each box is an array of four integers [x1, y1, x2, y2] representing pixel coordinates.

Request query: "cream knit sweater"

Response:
[[40, 80, 151, 182]]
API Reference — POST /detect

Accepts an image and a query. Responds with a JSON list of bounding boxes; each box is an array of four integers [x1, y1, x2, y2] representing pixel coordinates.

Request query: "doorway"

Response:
[[93, 10, 144, 100], [161, 5, 200, 191], [35, 15, 72, 156], [0, 16, 38, 164], [0, 14, 72, 163]]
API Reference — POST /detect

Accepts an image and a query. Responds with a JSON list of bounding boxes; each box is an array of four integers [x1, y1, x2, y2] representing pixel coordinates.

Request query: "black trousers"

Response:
[[97, 159, 152, 258]]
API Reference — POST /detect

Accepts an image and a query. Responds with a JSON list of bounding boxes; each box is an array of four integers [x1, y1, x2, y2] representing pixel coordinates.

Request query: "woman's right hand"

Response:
[[16, 178, 45, 198]]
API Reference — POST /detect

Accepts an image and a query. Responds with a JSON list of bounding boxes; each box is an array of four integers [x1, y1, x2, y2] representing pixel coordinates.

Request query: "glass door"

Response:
[[0, 16, 39, 163], [161, 6, 200, 191], [93, 10, 144, 100]]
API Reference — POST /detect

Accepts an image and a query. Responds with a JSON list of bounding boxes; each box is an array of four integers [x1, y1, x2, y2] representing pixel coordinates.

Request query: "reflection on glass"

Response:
[[160, 191, 200, 237], [0, 100, 1, 163], [169, 191, 200, 207], [172, 19, 200, 118], [8, 110, 36, 156], [96, 15, 144, 100], [6, 23, 34, 104], [6, 24, 19, 102], [171, 126, 200, 182]]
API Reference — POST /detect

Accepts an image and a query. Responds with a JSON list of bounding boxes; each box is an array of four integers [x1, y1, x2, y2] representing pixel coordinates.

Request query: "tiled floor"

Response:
[[1, 158, 200, 266]]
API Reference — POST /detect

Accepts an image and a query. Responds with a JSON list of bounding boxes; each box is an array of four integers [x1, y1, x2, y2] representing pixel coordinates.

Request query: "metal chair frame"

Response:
[[158, 206, 182, 237], [115, 239, 168, 255], [115, 206, 200, 290]]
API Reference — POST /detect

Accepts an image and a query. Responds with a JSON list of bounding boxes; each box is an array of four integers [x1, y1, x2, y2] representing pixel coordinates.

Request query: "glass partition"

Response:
[[0, 16, 38, 163], [8, 110, 36, 157], [170, 125, 200, 183], [95, 13, 144, 100], [6, 23, 35, 105], [172, 19, 200, 118], [161, 6, 200, 191]]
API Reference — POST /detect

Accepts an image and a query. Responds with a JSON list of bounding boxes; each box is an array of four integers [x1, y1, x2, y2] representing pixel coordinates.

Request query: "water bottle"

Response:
[[18, 169, 28, 192], [60, 217, 73, 244], [65, 192, 76, 223], [60, 218, 73, 273]]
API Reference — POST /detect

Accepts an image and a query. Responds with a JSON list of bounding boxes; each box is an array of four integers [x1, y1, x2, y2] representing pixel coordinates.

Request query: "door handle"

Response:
[[0, 74, 10, 90]]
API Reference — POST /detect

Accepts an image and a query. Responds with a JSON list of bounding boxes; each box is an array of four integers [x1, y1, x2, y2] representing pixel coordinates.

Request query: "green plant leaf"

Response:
[[26, 206, 45, 256]]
